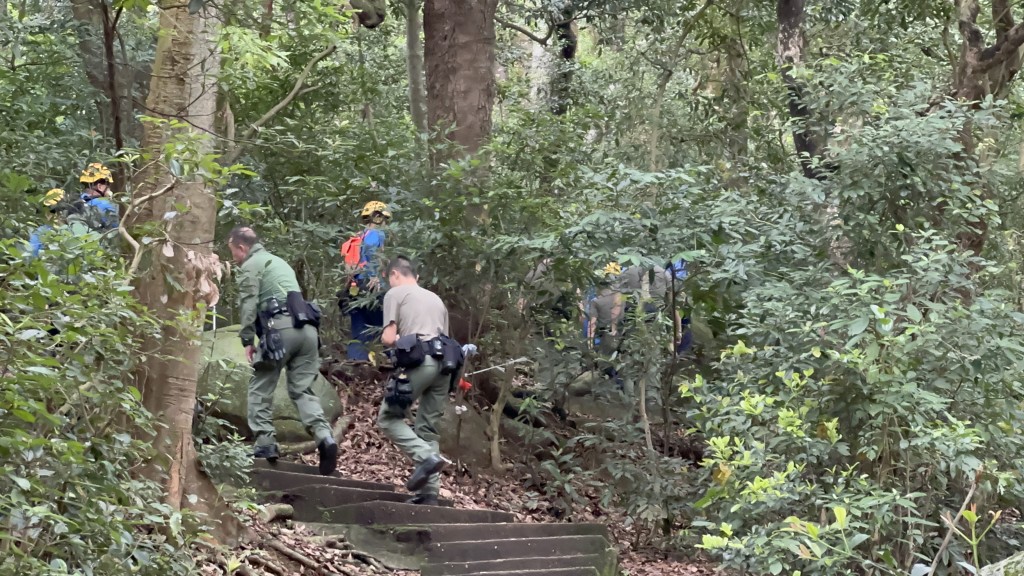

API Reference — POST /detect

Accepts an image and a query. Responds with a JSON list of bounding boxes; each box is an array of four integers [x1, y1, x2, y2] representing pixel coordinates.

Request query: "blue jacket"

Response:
[[355, 228, 384, 282], [80, 195, 119, 231], [28, 225, 53, 257]]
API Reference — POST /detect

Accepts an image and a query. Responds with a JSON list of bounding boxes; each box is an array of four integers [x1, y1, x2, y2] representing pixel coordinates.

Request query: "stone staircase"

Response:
[[252, 460, 618, 576]]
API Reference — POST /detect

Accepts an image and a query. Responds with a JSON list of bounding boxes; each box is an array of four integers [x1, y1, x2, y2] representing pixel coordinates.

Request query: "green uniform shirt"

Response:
[[237, 243, 301, 346]]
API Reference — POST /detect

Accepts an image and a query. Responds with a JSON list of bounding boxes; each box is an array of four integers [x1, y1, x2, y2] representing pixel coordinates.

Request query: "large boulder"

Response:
[[980, 551, 1024, 576], [197, 325, 343, 443]]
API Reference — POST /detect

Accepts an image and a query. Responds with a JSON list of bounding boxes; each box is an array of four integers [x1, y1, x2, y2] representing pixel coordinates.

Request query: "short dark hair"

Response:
[[386, 255, 417, 278], [228, 226, 258, 248]]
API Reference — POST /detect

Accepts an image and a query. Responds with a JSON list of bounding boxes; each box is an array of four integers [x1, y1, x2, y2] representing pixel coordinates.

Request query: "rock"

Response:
[[197, 325, 343, 443], [439, 401, 492, 468], [980, 551, 1024, 576]]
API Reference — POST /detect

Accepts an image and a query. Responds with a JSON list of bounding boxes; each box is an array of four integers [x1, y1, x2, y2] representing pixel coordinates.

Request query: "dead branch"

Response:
[[928, 470, 980, 575], [260, 503, 294, 523], [246, 553, 286, 576], [495, 15, 553, 45], [266, 538, 328, 574], [120, 179, 178, 276], [312, 534, 354, 551], [349, 550, 384, 571]]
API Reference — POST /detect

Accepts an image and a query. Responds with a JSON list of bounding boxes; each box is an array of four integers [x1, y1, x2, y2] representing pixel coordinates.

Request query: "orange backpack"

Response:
[[340, 231, 366, 268]]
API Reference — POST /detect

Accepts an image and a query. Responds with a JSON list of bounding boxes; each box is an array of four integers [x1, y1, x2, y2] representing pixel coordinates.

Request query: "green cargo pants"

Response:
[[248, 319, 332, 447], [377, 356, 450, 496]]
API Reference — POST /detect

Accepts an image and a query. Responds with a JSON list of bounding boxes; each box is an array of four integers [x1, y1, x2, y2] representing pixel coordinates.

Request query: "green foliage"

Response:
[[7, 0, 1024, 574], [0, 235, 196, 575], [194, 380, 252, 488], [680, 106, 1024, 572]]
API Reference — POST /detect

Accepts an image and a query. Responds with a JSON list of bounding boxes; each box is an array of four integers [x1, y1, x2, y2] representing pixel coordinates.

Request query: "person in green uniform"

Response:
[[227, 226, 338, 475], [377, 255, 452, 505]]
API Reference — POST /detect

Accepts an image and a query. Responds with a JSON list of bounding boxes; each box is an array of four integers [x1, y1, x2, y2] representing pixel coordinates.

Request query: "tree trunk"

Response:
[[405, 0, 428, 133], [549, 7, 577, 116], [131, 0, 242, 544], [723, 0, 748, 163], [948, 0, 1024, 256], [70, 0, 137, 153], [259, 0, 274, 38], [776, 0, 828, 180], [423, 0, 498, 155]]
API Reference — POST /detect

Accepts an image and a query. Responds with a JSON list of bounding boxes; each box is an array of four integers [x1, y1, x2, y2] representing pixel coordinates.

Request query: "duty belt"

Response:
[[261, 299, 289, 317]]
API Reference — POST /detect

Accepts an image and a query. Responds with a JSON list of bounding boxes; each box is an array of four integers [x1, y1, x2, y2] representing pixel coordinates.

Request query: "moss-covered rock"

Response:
[[198, 325, 342, 442], [981, 551, 1024, 576]]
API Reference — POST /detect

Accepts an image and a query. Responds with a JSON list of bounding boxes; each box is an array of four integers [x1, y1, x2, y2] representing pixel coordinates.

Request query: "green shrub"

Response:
[[0, 233, 196, 575]]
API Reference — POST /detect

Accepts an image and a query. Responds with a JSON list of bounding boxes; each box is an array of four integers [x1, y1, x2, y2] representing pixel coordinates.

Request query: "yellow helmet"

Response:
[[80, 162, 114, 184], [43, 188, 66, 207], [360, 200, 392, 220], [603, 262, 622, 276]]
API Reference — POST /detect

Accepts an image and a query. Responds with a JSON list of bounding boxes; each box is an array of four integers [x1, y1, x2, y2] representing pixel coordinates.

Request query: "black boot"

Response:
[[407, 493, 439, 506], [406, 453, 450, 492], [317, 437, 338, 476], [253, 443, 280, 462]]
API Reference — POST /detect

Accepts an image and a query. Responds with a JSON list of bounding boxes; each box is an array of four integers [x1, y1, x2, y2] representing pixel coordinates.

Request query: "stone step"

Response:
[[368, 520, 606, 541], [470, 569, 599, 576], [253, 467, 395, 492], [421, 554, 606, 576], [419, 522, 609, 543], [299, 523, 611, 571], [305, 522, 608, 544], [251, 458, 340, 477], [427, 535, 612, 564], [304, 500, 516, 526], [269, 485, 454, 519]]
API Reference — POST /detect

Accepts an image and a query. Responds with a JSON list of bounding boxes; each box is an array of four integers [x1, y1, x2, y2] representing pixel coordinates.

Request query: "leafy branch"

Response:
[[222, 42, 338, 164]]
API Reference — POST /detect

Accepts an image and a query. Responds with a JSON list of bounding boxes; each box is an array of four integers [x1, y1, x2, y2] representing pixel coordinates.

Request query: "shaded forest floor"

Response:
[[198, 355, 717, 575]]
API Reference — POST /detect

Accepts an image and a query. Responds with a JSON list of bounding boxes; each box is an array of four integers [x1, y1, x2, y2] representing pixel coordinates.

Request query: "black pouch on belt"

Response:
[[286, 291, 322, 330], [394, 334, 425, 369], [384, 370, 414, 409], [259, 323, 286, 362]]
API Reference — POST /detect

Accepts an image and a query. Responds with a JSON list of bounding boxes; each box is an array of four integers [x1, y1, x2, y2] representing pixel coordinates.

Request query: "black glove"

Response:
[[260, 328, 287, 362]]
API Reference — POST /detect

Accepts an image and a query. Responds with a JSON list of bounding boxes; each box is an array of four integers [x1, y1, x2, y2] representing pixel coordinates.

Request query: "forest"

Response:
[[3, 0, 1024, 575]]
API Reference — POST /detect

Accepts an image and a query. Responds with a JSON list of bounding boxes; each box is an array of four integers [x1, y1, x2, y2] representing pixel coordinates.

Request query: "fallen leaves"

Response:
[[196, 353, 719, 575]]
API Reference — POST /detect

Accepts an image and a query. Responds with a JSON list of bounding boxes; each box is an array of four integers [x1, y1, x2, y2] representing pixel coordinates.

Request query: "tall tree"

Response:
[[550, 4, 577, 116], [70, 0, 140, 152], [947, 0, 1024, 255], [406, 0, 428, 133], [128, 0, 239, 542], [776, 0, 828, 181], [423, 0, 498, 155]]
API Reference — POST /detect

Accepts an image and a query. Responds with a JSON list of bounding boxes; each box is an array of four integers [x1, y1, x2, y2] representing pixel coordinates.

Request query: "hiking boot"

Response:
[[253, 443, 279, 462], [407, 493, 439, 506], [317, 437, 338, 476], [406, 453, 450, 492]]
